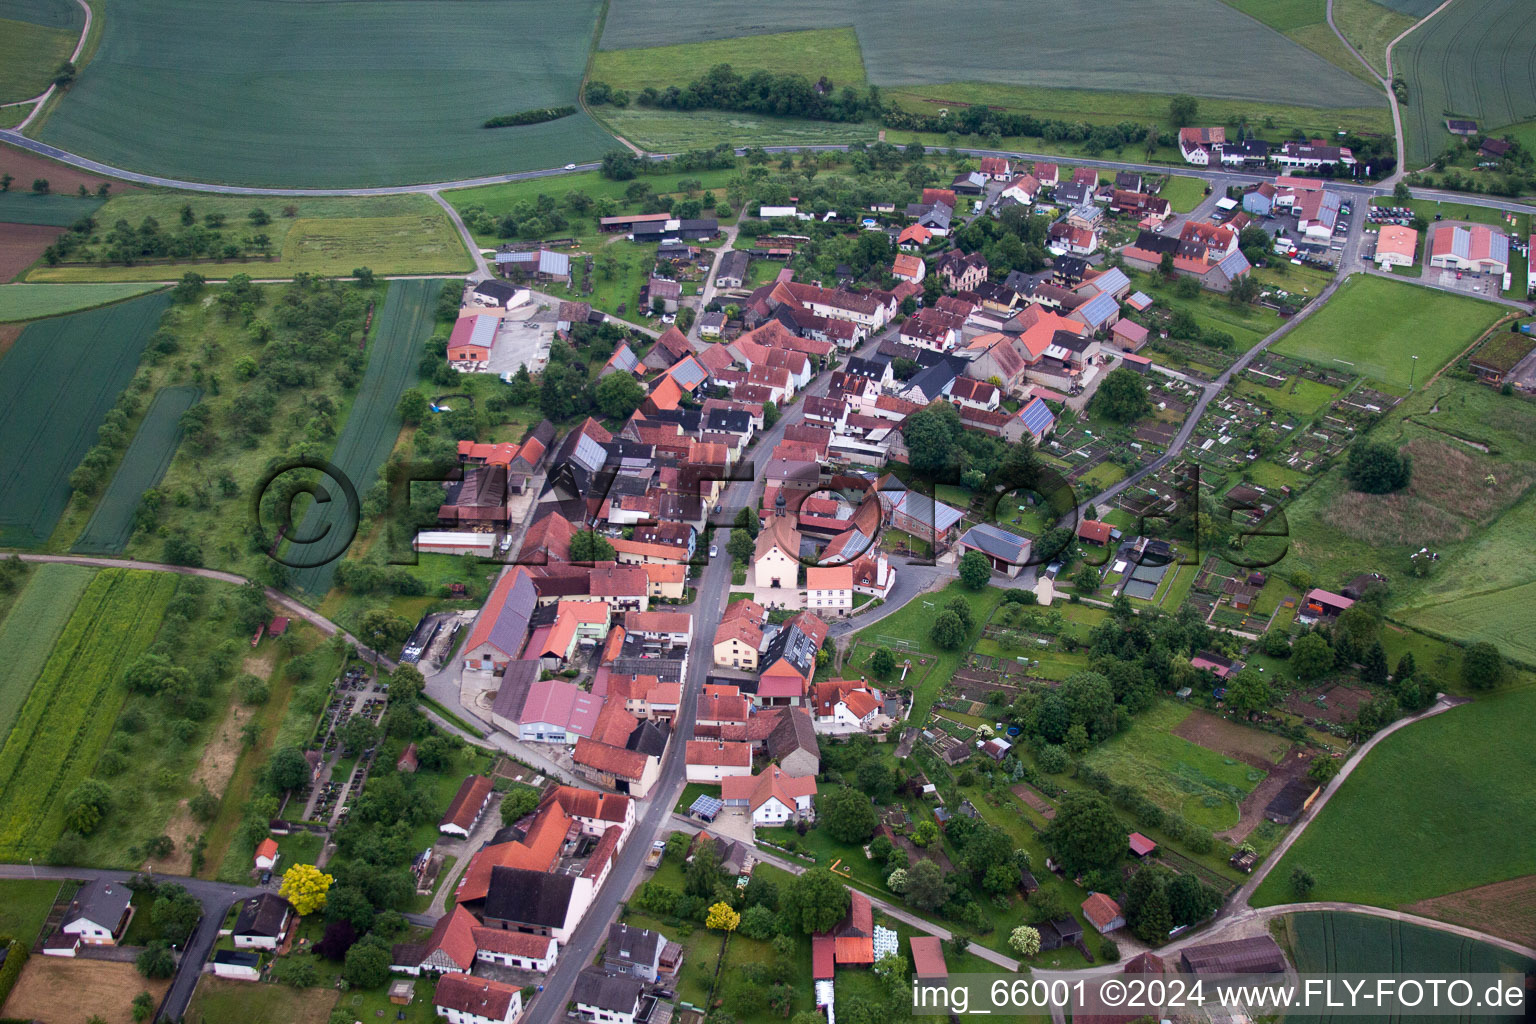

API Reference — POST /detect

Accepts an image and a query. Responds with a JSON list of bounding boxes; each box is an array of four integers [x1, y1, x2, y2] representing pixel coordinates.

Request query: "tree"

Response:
[[1074, 565, 1101, 594], [820, 786, 877, 843], [265, 745, 311, 793], [501, 785, 541, 824], [1042, 792, 1124, 873], [1026, 887, 1070, 925], [1307, 755, 1340, 784], [570, 530, 616, 562], [739, 903, 777, 939], [706, 901, 741, 932], [959, 550, 992, 589], [733, 505, 759, 537], [63, 779, 112, 835], [685, 839, 726, 899], [781, 868, 851, 934], [136, 941, 176, 979], [132, 991, 155, 1023], [352, 267, 375, 287], [885, 867, 909, 893], [763, 400, 780, 427], [152, 884, 202, 943], [595, 372, 645, 418], [1158, 250, 1176, 279], [910, 819, 939, 847], [1462, 641, 1504, 689], [1290, 867, 1316, 899], [339, 714, 379, 755], [1344, 442, 1412, 494], [930, 610, 966, 650], [317, 920, 358, 961], [357, 608, 412, 648], [601, 149, 640, 180], [279, 863, 334, 915], [1167, 873, 1218, 927], [397, 388, 428, 424], [856, 758, 893, 797], [32, 178, 50, 194], [905, 859, 951, 910], [1262, 630, 1291, 658], [344, 937, 392, 989], [1009, 925, 1041, 956], [1224, 669, 1273, 715], [1169, 95, 1199, 127], [1292, 633, 1334, 680], [1091, 367, 1151, 422], [1229, 274, 1261, 304], [869, 646, 896, 678]]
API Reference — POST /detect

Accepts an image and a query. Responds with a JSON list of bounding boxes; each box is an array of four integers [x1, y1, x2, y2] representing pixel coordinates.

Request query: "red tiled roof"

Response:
[[910, 935, 947, 979], [440, 776, 493, 831], [1128, 832, 1158, 856], [1077, 519, 1114, 544], [812, 935, 835, 979], [472, 927, 554, 959], [435, 974, 519, 1019], [1083, 892, 1124, 930], [685, 740, 751, 767], [424, 904, 479, 970]]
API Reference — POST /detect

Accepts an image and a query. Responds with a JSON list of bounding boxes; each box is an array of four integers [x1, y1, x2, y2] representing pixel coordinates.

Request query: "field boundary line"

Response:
[[1383, 0, 1457, 174]]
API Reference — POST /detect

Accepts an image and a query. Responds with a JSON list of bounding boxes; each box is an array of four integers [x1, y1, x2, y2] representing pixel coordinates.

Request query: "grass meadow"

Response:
[[0, 290, 170, 547], [186, 976, 338, 1024], [1253, 687, 1536, 909], [71, 385, 201, 555], [1395, 0, 1536, 167], [1329, 0, 1418, 77], [1081, 700, 1265, 830], [0, 563, 95, 744], [0, 878, 62, 945], [1271, 275, 1506, 391], [1160, 175, 1208, 213], [591, 28, 867, 93], [0, 568, 177, 859], [0, 282, 164, 322], [598, 0, 1383, 109], [32, 0, 615, 187], [0, 0, 83, 104], [24, 192, 471, 281]]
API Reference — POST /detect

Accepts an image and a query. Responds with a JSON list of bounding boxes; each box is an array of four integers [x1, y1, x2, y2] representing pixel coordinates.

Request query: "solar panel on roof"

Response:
[[672, 359, 707, 388], [690, 795, 723, 819]]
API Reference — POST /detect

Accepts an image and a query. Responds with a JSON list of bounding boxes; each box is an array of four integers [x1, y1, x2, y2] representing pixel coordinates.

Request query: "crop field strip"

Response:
[[598, 0, 1383, 109], [32, 0, 616, 187], [1396, 0, 1536, 167], [0, 191, 106, 227], [0, 282, 165, 323], [0, 291, 171, 547], [0, 563, 95, 744], [0, 568, 177, 859], [71, 385, 201, 555], [287, 278, 442, 597], [0, 0, 85, 104]]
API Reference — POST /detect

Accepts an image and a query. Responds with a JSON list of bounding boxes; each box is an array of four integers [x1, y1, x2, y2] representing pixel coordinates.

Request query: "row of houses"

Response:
[[1179, 127, 1356, 171]]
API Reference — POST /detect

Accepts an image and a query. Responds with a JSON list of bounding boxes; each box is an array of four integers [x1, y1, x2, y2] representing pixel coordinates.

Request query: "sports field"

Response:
[[1396, 0, 1536, 167], [0, 290, 171, 547], [286, 278, 441, 598], [71, 386, 200, 555], [1082, 701, 1265, 830], [25, 192, 472, 281], [0, 568, 177, 859], [1270, 276, 1505, 391], [0, 563, 94, 744], [0, 282, 163, 322], [32, 0, 616, 187], [1253, 688, 1536, 909], [599, 0, 1382, 108], [0, 0, 83, 104]]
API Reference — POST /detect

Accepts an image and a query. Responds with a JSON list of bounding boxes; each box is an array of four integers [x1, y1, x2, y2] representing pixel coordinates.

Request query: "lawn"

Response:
[[1081, 700, 1265, 830], [597, 0, 1383, 110], [24, 193, 472, 281], [1330, 0, 1418, 77], [1130, 269, 1278, 352], [1232, 376, 1342, 419], [0, 290, 171, 547], [185, 976, 338, 1024], [71, 385, 200, 555], [0, 568, 177, 859], [592, 28, 867, 93], [32, 0, 617, 187], [285, 278, 442, 598], [1395, 0, 1536, 167], [0, 563, 94, 745], [1270, 275, 1506, 391], [0, 0, 82, 105], [1159, 175, 1207, 213], [1253, 687, 1536, 909], [0, 878, 62, 945], [0, 282, 165, 322]]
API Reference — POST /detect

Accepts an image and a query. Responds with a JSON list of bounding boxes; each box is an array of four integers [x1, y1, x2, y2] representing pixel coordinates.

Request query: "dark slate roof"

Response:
[[490, 659, 541, 722], [717, 250, 750, 279], [958, 522, 1030, 563], [475, 279, 518, 301], [627, 719, 670, 757], [706, 408, 752, 433], [767, 707, 819, 761], [574, 968, 645, 1013], [844, 356, 885, 380], [213, 949, 261, 968], [1133, 230, 1181, 255], [483, 866, 577, 928], [607, 922, 663, 967], [63, 878, 131, 929], [1180, 935, 1287, 974], [233, 893, 292, 938]]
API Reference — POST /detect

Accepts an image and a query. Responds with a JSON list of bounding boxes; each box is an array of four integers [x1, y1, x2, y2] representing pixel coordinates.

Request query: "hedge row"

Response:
[[482, 106, 575, 129], [0, 937, 30, 1010]]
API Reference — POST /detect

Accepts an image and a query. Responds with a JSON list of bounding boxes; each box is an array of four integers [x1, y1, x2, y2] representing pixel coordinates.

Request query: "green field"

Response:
[[286, 278, 442, 598], [0, 190, 104, 226], [1082, 700, 1264, 829], [71, 385, 200, 555], [591, 28, 867, 93], [1330, 0, 1418, 77], [595, 107, 876, 155], [25, 192, 472, 281], [1219, 0, 1381, 85], [0, 0, 82, 104], [1271, 276, 1505, 390], [0, 290, 171, 547], [32, 0, 617, 187], [0, 282, 164, 322], [599, 0, 1382, 109], [1254, 688, 1536, 909], [1396, 0, 1536, 167], [0, 878, 61, 946], [0, 568, 177, 859], [187, 975, 339, 1024], [0, 563, 94, 744]]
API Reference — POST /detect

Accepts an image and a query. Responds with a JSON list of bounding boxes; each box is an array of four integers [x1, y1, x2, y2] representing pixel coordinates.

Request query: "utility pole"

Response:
[[1409, 353, 1419, 390]]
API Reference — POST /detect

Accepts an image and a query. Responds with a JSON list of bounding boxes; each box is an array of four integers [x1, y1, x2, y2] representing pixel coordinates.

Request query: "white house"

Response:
[[685, 741, 753, 782], [60, 878, 132, 946], [804, 565, 853, 614], [753, 517, 801, 593], [721, 765, 818, 825], [1178, 127, 1225, 165], [435, 974, 525, 1024], [811, 681, 883, 735], [232, 894, 293, 952], [253, 837, 279, 872], [574, 968, 647, 1024], [474, 929, 560, 972], [211, 950, 262, 981]]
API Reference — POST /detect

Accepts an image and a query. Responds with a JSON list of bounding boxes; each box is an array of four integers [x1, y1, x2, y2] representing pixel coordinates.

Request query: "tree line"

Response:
[[482, 105, 575, 128], [587, 64, 879, 123]]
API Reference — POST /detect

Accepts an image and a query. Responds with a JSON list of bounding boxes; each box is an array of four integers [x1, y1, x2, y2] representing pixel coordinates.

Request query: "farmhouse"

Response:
[[435, 975, 524, 1024], [1179, 127, 1226, 165], [721, 764, 818, 825], [956, 522, 1032, 578], [232, 893, 294, 951], [573, 969, 650, 1024]]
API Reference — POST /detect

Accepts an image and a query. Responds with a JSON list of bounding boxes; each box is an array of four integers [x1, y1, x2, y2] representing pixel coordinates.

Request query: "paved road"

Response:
[[10, 0, 91, 133]]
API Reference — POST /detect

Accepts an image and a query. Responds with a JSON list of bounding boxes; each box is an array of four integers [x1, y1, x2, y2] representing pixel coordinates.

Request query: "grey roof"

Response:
[[706, 408, 751, 433], [233, 893, 292, 938], [213, 949, 261, 968], [1090, 267, 1130, 296], [574, 968, 645, 1013], [670, 357, 707, 389], [1215, 249, 1252, 280], [959, 522, 1030, 564], [484, 571, 538, 658], [483, 866, 577, 927], [1180, 935, 1287, 974], [63, 878, 131, 929], [1077, 291, 1119, 328], [490, 660, 540, 721], [893, 491, 963, 532], [609, 344, 640, 374], [716, 250, 750, 280], [767, 708, 819, 762], [1054, 255, 1088, 279], [607, 923, 664, 967]]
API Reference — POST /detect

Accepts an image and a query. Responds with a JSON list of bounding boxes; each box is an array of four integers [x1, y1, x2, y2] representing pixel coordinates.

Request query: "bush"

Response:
[[1099, 938, 1120, 961], [0, 938, 28, 1009]]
